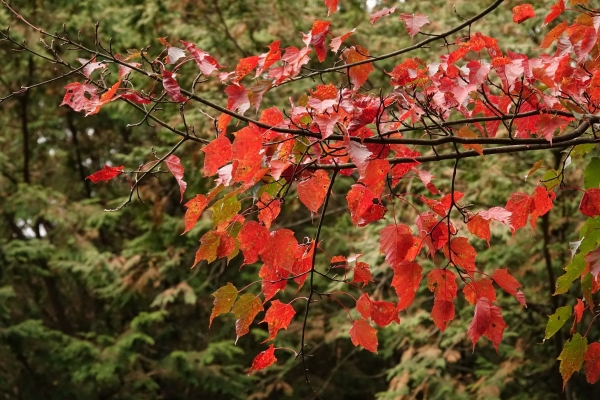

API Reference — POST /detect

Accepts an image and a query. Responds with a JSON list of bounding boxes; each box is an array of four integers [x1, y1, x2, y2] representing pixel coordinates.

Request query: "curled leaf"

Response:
[[249, 344, 277, 372], [165, 154, 187, 203], [182, 194, 208, 234], [86, 164, 124, 183]]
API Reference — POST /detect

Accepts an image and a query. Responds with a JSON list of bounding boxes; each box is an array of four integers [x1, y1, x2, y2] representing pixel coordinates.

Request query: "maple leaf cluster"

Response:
[[10, 0, 600, 389]]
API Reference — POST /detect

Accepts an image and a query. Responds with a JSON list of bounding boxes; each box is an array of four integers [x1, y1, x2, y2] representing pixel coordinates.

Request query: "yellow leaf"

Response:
[[525, 160, 544, 180], [457, 126, 484, 156]]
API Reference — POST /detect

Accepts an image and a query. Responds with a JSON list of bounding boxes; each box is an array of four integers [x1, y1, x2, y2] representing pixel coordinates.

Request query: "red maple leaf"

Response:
[[120, 91, 152, 105], [201, 136, 232, 177], [181, 41, 222, 76], [512, 4, 535, 24], [370, 7, 397, 25], [467, 297, 507, 351], [261, 300, 296, 342], [492, 268, 527, 307], [231, 125, 263, 185], [260, 229, 298, 273], [114, 54, 140, 79], [349, 319, 378, 353], [291, 242, 315, 290], [182, 194, 208, 235], [540, 21, 568, 49], [256, 40, 281, 76], [353, 261, 374, 287], [238, 221, 269, 265], [443, 237, 477, 273], [323, 0, 338, 16], [428, 269, 458, 331], [297, 170, 330, 214], [330, 29, 354, 53], [530, 186, 555, 230], [391, 261, 422, 311], [543, 0, 565, 25], [428, 269, 458, 302], [484, 304, 507, 352], [356, 293, 371, 320], [77, 57, 106, 78], [234, 56, 260, 82], [304, 20, 331, 63], [421, 192, 463, 217], [370, 299, 399, 327], [467, 215, 491, 244], [468, 296, 491, 351], [258, 106, 284, 137], [463, 278, 496, 305], [258, 264, 287, 302], [268, 46, 311, 84], [569, 298, 585, 333], [358, 159, 390, 197], [380, 224, 415, 267], [388, 58, 427, 87], [346, 184, 387, 227], [536, 114, 571, 143], [580, 189, 600, 217], [585, 342, 600, 384], [479, 206, 512, 227], [86, 164, 124, 183], [257, 193, 282, 229], [431, 299, 455, 332], [505, 191, 532, 232], [343, 46, 374, 89], [414, 168, 439, 194], [347, 138, 373, 178], [162, 70, 187, 103], [165, 154, 187, 203], [250, 344, 277, 372], [416, 212, 452, 256], [61, 82, 99, 115], [217, 84, 250, 133], [216, 231, 236, 259], [399, 13, 430, 39]]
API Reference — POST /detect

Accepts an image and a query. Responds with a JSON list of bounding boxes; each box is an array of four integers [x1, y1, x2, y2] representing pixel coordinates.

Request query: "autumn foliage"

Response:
[[4, 0, 600, 394]]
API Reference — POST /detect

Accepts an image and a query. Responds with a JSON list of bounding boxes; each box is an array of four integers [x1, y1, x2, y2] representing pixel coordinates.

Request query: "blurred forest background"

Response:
[[0, 0, 598, 399]]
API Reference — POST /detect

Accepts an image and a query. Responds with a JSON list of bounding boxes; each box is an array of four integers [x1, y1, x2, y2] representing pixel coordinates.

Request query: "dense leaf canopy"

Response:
[[2, 0, 600, 399]]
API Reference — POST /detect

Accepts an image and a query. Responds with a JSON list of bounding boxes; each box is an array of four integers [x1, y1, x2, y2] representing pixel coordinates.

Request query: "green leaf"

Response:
[[581, 217, 600, 237], [584, 157, 600, 190], [571, 144, 595, 159], [580, 218, 600, 254], [293, 137, 311, 162], [210, 195, 241, 229], [558, 333, 588, 389], [582, 272, 594, 312], [545, 306, 572, 340], [541, 169, 560, 190], [256, 178, 285, 199], [299, 114, 312, 126], [555, 254, 586, 295]]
